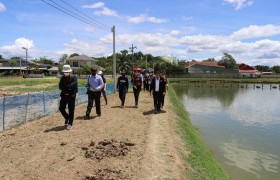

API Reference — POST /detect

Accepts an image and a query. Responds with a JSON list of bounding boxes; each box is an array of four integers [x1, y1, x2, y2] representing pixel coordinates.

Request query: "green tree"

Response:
[[218, 53, 237, 69], [272, 66, 280, 74], [8, 59, 17, 75], [32, 57, 55, 65], [11, 57, 20, 60], [69, 53, 79, 58], [59, 54, 68, 65], [0, 54, 3, 59], [255, 65, 271, 72], [205, 58, 215, 62]]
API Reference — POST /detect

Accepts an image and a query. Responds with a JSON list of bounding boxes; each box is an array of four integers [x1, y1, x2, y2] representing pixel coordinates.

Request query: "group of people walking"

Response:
[[58, 65, 168, 130]]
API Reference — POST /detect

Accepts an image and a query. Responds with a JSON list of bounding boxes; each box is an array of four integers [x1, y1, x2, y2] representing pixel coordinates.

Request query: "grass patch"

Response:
[[168, 85, 230, 180], [169, 78, 280, 84]]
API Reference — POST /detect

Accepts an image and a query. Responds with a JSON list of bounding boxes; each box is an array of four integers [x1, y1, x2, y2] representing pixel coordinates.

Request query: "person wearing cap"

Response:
[[59, 65, 78, 130], [85, 67, 104, 119], [117, 70, 129, 108], [131, 69, 142, 108], [98, 70, 108, 105], [150, 71, 166, 113]]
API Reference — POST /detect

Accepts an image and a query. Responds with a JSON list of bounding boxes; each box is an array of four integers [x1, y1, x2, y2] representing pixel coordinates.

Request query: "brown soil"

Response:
[[0, 90, 188, 180]]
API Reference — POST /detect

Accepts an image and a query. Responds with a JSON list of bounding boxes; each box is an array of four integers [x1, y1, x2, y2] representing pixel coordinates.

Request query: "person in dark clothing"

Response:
[[59, 65, 78, 130], [144, 74, 150, 91], [98, 71, 108, 105], [117, 70, 129, 108], [131, 70, 142, 108], [150, 71, 166, 113], [84, 67, 104, 119], [161, 72, 168, 109]]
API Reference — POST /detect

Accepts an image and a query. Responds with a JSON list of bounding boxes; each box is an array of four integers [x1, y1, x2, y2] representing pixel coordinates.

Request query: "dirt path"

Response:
[[0, 90, 187, 180]]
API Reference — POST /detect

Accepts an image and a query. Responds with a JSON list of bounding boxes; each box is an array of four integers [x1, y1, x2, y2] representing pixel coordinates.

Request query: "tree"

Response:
[[11, 57, 20, 60], [69, 53, 79, 58], [218, 53, 237, 69], [272, 66, 280, 74], [8, 59, 17, 75], [255, 65, 271, 72], [32, 57, 55, 65], [59, 54, 68, 65], [205, 58, 215, 62], [0, 54, 3, 59]]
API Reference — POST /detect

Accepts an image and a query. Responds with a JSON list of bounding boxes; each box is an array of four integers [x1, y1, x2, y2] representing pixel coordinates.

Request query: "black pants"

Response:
[[162, 94, 165, 107], [59, 94, 76, 125], [86, 91, 101, 116], [153, 92, 163, 112], [119, 89, 127, 106], [133, 87, 141, 105]]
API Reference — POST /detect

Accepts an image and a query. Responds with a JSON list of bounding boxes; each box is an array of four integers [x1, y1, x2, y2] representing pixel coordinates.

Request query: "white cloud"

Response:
[[94, 7, 119, 17], [62, 30, 74, 36], [82, 2, 104, 9], [57, 39, 108, 57], [0, 38, 34, 58], [224, 0, 254, 10], [0, 2, 6, 12], [127, 14, 167, 24], [182, 16, 193, 21], [85, 26, 96, 32], [231, 25, 280, 40]]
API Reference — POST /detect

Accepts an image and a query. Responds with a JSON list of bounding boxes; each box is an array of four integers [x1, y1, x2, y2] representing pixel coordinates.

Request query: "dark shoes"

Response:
[[84, 115, 90, 120]]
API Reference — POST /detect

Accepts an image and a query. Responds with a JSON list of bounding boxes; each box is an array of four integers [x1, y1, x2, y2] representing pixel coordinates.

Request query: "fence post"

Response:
[[43, 91, 46, 115], [3, 96, 6, 131], [25, 93, 29, 123]]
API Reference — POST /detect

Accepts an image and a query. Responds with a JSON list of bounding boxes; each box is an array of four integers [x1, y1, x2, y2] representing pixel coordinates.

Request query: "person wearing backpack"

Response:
[[59, 65, 78, 130]]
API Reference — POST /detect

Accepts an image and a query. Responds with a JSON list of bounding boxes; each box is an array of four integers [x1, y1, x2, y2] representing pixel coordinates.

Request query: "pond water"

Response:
[[174, 83, 280, 180]]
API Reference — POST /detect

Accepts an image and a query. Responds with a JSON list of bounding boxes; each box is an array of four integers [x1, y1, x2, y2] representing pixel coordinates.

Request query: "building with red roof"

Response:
[[238, 63, 261, 78]]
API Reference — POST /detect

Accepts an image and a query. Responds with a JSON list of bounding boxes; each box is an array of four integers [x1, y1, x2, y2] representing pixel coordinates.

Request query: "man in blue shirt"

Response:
[[85, 67, 104, 119]]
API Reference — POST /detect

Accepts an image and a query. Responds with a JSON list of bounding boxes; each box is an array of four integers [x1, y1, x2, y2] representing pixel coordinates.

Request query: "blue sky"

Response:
[[0, 0, 280, 66]]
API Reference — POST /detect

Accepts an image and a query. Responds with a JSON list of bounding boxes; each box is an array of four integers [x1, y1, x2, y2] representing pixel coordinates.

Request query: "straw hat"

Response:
[[62, 65, 73, 73]]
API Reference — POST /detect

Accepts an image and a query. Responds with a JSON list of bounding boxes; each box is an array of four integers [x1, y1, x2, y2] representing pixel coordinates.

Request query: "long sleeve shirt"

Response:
[[59, 75, 78, 96], [87, 75, 104, 91], [117, 76, 129, 91]]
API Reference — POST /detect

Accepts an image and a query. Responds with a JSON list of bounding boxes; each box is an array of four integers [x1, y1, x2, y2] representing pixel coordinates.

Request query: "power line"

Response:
[[46, 0, 109, 31], [58, 0, 110, 29], [39, 0, 109, 31]]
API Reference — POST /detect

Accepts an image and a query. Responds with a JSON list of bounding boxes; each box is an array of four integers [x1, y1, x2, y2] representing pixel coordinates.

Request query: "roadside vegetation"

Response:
[[168, 85, 230, 180]]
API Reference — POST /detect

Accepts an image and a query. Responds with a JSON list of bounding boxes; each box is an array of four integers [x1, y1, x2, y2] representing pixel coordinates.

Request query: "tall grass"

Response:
[[168, 86, 230, 180]]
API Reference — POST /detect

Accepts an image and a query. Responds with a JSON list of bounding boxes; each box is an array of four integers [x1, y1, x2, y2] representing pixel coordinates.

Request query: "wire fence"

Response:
[[0, 83, 115, 131]]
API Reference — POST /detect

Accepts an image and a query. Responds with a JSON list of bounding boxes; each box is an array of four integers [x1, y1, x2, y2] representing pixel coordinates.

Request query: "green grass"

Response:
[[169, 77, 280, 84], [168, 85, 230, 180]]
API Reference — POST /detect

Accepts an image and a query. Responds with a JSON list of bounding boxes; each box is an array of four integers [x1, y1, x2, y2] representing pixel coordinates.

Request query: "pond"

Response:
[[174, 83, 280, 180]]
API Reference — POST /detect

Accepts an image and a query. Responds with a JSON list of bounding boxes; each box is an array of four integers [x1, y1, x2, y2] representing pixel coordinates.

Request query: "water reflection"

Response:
[[174, 84, 280, 180], [221, 141, 279, 175]]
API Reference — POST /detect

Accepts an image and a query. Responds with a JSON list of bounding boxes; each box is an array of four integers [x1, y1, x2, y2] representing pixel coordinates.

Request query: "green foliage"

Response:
[[0, 54, 3, 59], [218, 53, 237, 69], [32, 56, 55, 65], [255, 65, 271, 72], [205, 58, 215, 62], [11, 56, 20, 60], [69, 53, 79, 58], [272, 66, 280, 74], [59, 54, 68, 65], [8, 59, 17, 67]]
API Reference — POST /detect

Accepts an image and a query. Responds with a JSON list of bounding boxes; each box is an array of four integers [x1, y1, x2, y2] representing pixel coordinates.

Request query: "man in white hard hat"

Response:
[[59, 65, 78, 130]]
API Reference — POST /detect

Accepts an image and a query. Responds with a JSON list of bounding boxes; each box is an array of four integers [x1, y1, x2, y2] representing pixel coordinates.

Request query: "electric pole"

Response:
[[111, 25, 116, 92], [129, 44, 137, 67], [22, 47, 28, 75]]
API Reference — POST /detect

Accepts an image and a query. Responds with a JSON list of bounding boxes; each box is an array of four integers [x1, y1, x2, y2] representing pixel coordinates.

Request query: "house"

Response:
[[238, 64, 261, 78], [185, 60, 231, 74], [67, 54, 97, 69], [48, 66, 59, 76]]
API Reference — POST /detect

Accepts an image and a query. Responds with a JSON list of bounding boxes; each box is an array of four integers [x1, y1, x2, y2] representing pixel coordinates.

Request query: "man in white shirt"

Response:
[[150, 71, 166, 113]]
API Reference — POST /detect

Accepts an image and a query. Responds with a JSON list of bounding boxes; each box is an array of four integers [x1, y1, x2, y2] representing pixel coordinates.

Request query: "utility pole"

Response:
[[129, 44, 137, 67], [111, 25, 116, 92], [22, 47, 28, 75]]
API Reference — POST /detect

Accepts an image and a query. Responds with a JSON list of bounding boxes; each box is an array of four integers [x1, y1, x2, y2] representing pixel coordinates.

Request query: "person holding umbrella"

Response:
[[117, 70, 129, 108], [131, 67, 142, 108]]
